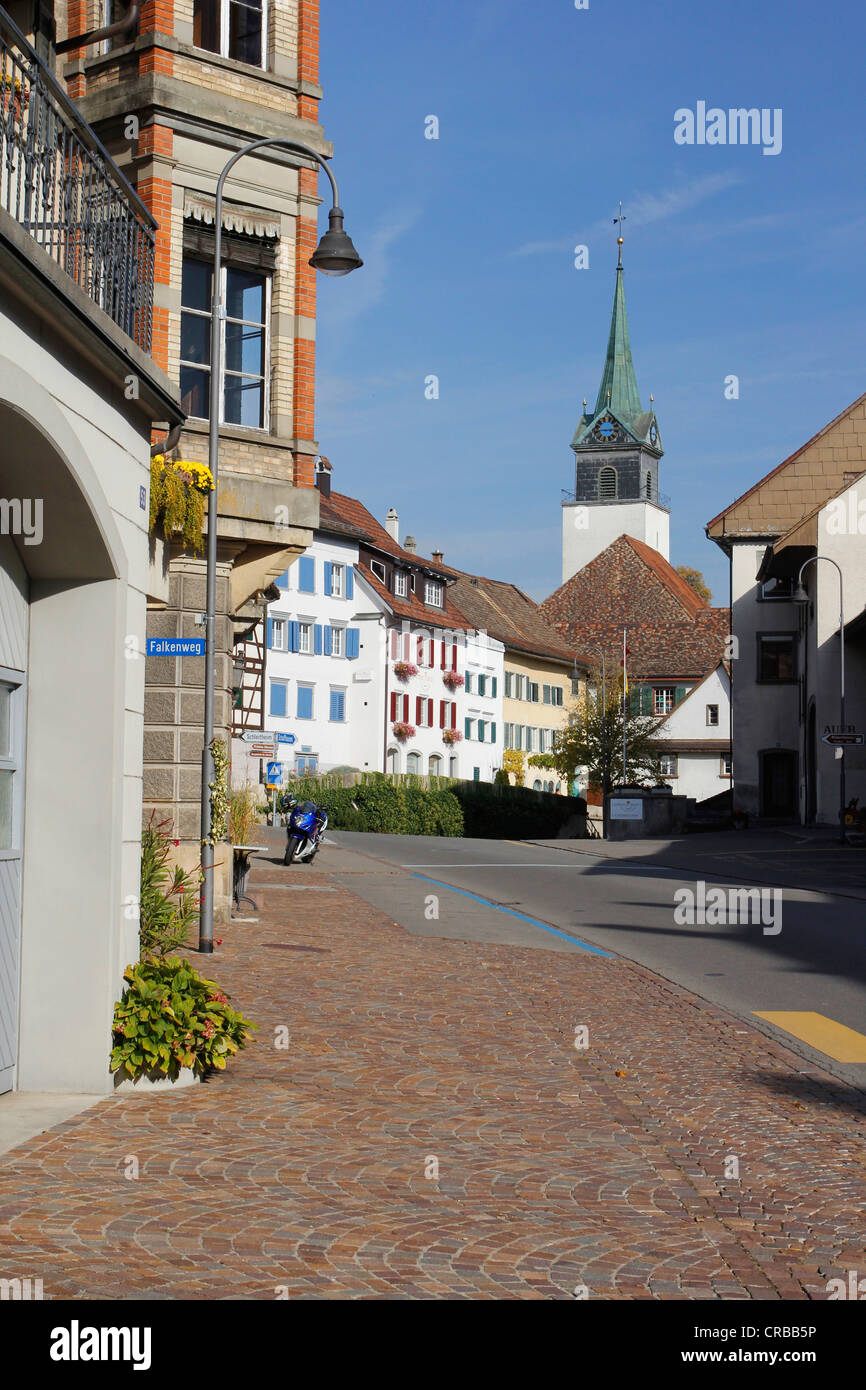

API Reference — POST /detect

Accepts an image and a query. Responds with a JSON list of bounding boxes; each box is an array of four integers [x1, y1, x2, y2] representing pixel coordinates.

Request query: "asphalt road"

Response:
[[327, 830, 866, 1089]]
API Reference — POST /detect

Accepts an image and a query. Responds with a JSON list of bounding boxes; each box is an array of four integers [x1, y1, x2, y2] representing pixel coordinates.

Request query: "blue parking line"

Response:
[[410, 873, 614, 957]]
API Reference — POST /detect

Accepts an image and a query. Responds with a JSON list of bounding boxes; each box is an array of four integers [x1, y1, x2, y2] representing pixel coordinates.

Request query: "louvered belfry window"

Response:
[[599, 466, 618, 499]]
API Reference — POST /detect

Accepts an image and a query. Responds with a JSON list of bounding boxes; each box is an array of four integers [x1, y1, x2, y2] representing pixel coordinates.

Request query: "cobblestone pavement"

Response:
[[1, 844, 864, 1300]]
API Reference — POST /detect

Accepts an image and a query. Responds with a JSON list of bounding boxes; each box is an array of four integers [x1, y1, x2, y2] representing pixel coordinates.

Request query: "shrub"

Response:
[[276, 774, 463, 837], [230, 783, 260, 846], [111, 957, 254, 1081], [139, 815, 199, 959]]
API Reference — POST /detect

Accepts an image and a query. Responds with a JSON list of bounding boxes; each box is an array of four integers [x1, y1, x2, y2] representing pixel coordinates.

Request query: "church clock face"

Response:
[[649, 422, 658, 446], [593, 416, 619, 444]]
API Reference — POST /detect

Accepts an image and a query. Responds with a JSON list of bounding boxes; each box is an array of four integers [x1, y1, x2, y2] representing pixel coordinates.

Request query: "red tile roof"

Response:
[[443, 568, 586, 667], [356, 563, 475, 631], [322, 492, 451, 575]]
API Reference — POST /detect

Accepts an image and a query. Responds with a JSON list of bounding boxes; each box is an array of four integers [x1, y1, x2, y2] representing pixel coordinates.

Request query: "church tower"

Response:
[[561, 233, 669, 582]]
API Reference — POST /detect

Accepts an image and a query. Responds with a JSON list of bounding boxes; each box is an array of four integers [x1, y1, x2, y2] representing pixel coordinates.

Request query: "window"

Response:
[[424, 580, 444, 608], [645, 471, 652, 499], [269, 681, 287, 718], [513, 726, 523, 750], [760, 577, 795, 601], [504, 723, 514, 748], [298, 622, 311, 654], [504, 671, 514, 698], [297, 684, 313, 719], [270, 617, 287, 651], [599, 466, 618, 499], [429, 754, 442, 776], [180, 258, 268, 426], [386, 747, 399, 774], [706, 704, 719, 727], [295, 754, 318, 775], [449, 756, 458, 777], [406, 752, 422, 775], [330, 564, 344, 598], [659, 753, 678, 777], [552, 686, 564, 707], [371, 560, 386, 583], [528, 682, 540, 703], [298, 556, 315, 593], [394, 571, 408, 598], [721, 754, 732, 777], [193, 0, 265, 67], [331, 626, 344, 658], [329, 688, 346, 722], [538, 729, 548, 753], [543, 684, 551, 704], [533, 779, 542, 791], [758, 633, 797, 683], [465, 718, 475, 741], [654, 687, 675, 716], [525, 727, 536, 753]]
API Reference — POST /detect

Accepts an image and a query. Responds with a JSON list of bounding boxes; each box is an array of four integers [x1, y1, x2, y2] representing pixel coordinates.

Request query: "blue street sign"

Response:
[[266, 761, 283, 785], [146, 638, 205, 656], [276, 733, 296, 745]]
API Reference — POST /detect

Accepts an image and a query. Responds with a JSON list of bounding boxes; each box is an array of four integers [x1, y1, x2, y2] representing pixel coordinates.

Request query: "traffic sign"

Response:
[[266, 761, 283, 786], [822, 732, 864, 746], [276, 732, 296, 745]]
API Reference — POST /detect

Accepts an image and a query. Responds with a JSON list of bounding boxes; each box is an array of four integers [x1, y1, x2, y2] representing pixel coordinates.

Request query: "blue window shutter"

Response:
[[491, 676, 497, 698], [266, 618, 275, 649], [465, 672, 472, 694], [269, 683, 287, 718], [465, 717, 471, 739], [324, 561, 332, 595], [323, 626, 333, 656], [490, 722, 497, 744], [346, 628, 360, 659], [289, 621, 300, 653], [314, 624, 323, 655], [298, 556, 315, 592], [478, 720, 486, 742], [297, 686, 313, 719], [345, 566, 354, 600], [329, 689, 339, 721]]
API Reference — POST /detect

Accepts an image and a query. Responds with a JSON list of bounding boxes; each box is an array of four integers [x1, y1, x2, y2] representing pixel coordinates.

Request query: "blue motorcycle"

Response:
[[282, 796, 328, 865]]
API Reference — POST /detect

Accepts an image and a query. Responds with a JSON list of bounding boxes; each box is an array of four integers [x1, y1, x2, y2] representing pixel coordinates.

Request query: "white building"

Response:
[[653, 663, 732, 803]]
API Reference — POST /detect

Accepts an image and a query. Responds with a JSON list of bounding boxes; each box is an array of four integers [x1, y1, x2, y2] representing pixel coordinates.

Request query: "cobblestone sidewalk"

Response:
[[1, 847, 864, 1299]]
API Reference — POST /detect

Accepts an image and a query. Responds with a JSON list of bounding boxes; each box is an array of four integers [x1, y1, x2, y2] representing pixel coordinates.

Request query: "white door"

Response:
[[0, 669, 25, 1095]]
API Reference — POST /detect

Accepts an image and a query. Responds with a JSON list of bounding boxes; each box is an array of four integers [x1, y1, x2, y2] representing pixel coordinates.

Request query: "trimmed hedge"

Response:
[[276, 774, 585, 840]]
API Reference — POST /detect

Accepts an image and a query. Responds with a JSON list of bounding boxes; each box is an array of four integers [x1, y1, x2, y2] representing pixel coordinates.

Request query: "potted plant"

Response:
[[393, 721, 416, 741], [393, 660, 418, 681], [442, 671, 464, 690], [442, 728, 463, 745]]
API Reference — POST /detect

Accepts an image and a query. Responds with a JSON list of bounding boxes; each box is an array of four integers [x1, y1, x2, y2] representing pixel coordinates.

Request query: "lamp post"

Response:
[[584, 646, 608, 835], [198, 140, 362, 953], [793, 556, 846, 842]]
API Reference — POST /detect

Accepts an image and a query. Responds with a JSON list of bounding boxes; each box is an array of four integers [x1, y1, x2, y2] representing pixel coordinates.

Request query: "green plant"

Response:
[[139, 815, 199, 959], [149, 454, 214, 554], [204, 738, 229, 848], [230, 783, 260, 846], [110, 956, 254, 1081]]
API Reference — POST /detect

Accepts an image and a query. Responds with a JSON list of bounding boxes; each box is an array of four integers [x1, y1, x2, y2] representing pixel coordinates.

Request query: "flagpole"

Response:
[[622, 628, 627, 783]]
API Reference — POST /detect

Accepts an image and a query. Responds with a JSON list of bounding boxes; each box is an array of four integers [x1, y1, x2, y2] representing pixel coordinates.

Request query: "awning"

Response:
[[183, 193, 280, 239]]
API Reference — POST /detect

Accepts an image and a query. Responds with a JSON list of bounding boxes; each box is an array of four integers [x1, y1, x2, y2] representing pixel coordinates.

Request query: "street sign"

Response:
[[276, 732, 296, 745], [266, 761, 283, 787], [822, 732, 864, 746], [610, 797, 643, 820], [241, 731, 270, 743], [146, 637, 205, 656]]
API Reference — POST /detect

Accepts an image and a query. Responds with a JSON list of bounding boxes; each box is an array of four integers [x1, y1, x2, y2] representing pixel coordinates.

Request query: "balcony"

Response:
[[0, 6, 154, 351]]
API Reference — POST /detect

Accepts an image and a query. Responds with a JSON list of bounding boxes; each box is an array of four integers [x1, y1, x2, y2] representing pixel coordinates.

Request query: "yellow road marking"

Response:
[[754, 1011, 866, 1063]]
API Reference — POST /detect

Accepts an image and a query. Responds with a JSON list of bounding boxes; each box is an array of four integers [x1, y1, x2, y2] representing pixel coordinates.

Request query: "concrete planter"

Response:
[[114, 1066, 201, 1093]]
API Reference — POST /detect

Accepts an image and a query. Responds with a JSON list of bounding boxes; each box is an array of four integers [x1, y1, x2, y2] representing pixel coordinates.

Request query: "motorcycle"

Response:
[[281, 795, 328, 865]]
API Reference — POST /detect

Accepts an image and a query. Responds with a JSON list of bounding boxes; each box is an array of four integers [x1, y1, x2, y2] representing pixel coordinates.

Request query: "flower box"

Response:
[[393, 661, 418, 681], [442, 671, 464, 690], [393, 722, 416, 741], [442, 729, 463, 745]]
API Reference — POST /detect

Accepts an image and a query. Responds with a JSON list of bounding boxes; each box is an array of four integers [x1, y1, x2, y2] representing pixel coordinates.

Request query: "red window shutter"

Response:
[[428, 698, 433, 726], [451, 644, 457, 671], [440, 641, 446, 669], [403, 693, 409, 722], [440, 700, 446, 729], [428, 639, 435, 667], [451, 701, 456, 730], [390, 691, 397, 721], [417, 634, 424, 664], [403, 632, 410, 662], [416, 695, 423, 724]]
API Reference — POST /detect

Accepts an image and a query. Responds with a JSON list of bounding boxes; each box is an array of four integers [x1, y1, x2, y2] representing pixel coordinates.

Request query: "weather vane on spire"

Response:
[[613, 201, 626, 266]]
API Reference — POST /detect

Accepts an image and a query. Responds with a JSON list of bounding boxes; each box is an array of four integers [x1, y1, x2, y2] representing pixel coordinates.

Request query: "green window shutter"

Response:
[[465, 717, 471, 739], [675, 685, 688, 705], [639, 686, 652, 716]]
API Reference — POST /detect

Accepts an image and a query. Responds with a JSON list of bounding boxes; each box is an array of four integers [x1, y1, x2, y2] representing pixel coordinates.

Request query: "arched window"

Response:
[[533, 779, 542, 791], [598, 466, 617, 499], [386, 746, 399, 774], [428, 754, 442, 777], [406, 751, 422, 775], [448, 756, 458, 778], [645, 471, 653, 498]]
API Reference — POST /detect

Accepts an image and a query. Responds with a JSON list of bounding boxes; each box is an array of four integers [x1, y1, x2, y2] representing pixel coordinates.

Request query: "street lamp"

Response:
[[198, 139, 362, 953], [583, 646, 608, 836], [793, 556, 846, 842]]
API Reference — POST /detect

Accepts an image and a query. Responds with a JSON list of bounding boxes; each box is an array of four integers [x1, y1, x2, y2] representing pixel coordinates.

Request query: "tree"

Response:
[[676, 565, 712, 604], [528, 677, 664, 790]]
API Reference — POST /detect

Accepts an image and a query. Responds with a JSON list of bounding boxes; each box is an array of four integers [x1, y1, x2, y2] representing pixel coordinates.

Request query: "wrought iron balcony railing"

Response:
[[0, 7, 155, 351]]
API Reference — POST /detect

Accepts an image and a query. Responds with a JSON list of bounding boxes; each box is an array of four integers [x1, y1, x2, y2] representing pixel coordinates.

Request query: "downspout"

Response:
[[151, 424, 182, 458], [55, 1, 140, 53]]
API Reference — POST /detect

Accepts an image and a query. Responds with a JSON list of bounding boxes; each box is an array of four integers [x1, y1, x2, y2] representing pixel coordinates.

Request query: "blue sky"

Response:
[[314, 0, 866, 605]]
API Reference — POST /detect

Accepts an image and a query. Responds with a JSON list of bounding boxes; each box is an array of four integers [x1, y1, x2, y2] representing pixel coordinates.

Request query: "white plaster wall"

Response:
[[562, 499, 669, 581], [659, 666, 730, 741]]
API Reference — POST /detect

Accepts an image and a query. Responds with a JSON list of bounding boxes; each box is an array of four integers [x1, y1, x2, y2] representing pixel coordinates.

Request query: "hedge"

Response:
[[274, 774, 585, 840]]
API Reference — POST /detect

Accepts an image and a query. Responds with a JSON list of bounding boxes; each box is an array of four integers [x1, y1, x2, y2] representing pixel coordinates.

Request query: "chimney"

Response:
[[431, 548, 443, 565], [384, 507, 399, 542], [314, 455, 332, 499], [403, 535, 417, 554]]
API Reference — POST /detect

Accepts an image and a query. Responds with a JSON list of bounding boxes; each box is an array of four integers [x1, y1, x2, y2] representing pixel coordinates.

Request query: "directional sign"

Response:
[[241, 731, 270, 743], [276, 732, 296, 746], [266, 761, 283, 786], [822, 732, 864, 746]]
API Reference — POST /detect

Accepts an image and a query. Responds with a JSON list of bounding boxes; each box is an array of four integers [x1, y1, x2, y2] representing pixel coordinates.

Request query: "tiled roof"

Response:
[[322, 492, 451, 575], [540, 535, 730, 679], [354, 564, 475, 632], [444, 569, 583, 666]]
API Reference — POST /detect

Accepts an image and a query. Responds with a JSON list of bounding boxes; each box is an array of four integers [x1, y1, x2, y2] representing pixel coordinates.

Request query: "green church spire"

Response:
[[594, 257, 643, 421]]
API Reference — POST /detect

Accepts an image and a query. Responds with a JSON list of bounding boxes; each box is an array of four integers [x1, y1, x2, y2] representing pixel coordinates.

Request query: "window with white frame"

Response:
[[180, 257, 269, 426], [706, 703, 719, 727], [424, 580, 444, 608], [331, 564, 344, 598], [298, 622, 312, 655], [525, 727, 536, 753], [659, 753, 678, 777], [654, 687, 675, 716], [504, 671, 514, 698], [193, 0, 266, 67], [331, 626, 344, 658], [394, 571, 408, 598], [370, 560, 386, 583], [721, 754, 732, 776], [513, 725, 523, 750], [271, 617, 287, 651], [552, 686, 564, 707], [504, 723, 514, 747]]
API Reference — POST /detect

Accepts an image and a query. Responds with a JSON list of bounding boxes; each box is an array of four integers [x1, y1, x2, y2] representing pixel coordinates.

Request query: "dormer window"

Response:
[[424, 580, 444, 608], [394, 571, 408, 598], [370, 560, 386, 583], [598, 466, 618, 499]]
